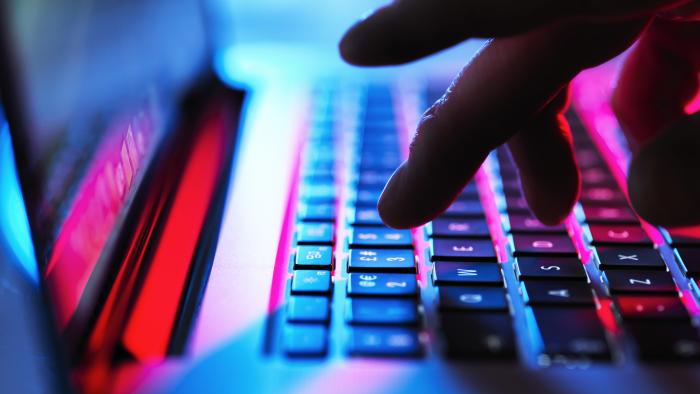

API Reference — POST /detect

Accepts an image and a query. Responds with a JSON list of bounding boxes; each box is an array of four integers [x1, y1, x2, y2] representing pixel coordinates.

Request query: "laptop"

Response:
[[2, 1, 700, 393]]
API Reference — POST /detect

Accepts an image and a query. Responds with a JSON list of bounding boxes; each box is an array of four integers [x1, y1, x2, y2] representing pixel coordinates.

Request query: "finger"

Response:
[[507, 87, 580, 225], [340, 0, 679, 66], [612, 19, 700, 148], [627, 111, 700, 227], [377, 20, 647, 229]]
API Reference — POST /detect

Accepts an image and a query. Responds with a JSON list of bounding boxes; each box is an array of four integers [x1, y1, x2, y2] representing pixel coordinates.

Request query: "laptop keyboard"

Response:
[[277, 84, 700, 365]]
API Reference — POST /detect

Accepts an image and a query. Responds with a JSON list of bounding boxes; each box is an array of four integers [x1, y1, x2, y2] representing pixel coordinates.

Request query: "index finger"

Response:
[[378, 20, 647, 228]]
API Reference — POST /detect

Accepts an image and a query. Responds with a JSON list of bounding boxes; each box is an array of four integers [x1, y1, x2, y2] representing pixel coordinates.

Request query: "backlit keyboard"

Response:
[[275, 84, 700, 366]]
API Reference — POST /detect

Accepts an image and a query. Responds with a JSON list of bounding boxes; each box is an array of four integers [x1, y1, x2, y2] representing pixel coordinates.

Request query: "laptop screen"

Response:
[[0, 0, 210, 336]]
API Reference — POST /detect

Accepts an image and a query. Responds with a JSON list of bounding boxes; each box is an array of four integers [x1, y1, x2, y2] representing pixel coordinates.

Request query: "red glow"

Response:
[[122, 107, 228, 359], [596, 299, 620, 336], [665, 226, 700, 242]]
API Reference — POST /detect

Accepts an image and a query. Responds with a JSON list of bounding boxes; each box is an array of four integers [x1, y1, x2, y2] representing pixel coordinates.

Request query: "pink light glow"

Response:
[[475, 165, 508, 264], [685, 81, 700, 114], [572, 60, 666, 247], [46, 112, 154, 328], [266, 119, 306, 315]]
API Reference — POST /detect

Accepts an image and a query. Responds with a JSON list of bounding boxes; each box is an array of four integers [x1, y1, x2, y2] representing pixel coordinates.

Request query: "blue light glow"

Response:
[[0, 120, 39, 283]]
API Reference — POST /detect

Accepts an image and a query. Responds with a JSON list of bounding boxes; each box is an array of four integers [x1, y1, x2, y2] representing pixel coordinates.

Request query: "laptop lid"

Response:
[[0, 0, 212, 360]]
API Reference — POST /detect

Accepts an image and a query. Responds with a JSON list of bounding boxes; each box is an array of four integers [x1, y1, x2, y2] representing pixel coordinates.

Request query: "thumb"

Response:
[[628, 111, 700, 227]]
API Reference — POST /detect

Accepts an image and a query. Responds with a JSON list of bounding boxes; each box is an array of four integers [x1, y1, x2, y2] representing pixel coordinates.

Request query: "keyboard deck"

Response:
[[272, 84, 700, 367]]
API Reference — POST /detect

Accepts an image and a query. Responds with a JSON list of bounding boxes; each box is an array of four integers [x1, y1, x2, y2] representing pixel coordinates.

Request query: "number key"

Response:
[[348, 249, 415, 272], [350, 226, 412, 248]]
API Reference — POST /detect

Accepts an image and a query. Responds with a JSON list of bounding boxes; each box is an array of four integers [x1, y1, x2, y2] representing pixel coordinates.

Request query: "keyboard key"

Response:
[[507, 214, 567, 234], [296, 222, 334, 245], [579, 186, 627, 206], [283, 324, 328, 357], [347, 273, 418, 297], [675, 248, 700, 277], [515, 257, 587, 281], [351, 207, 384, 226], [627, 323, 700, 361], [531, 307, 611, 360], [291, 270, 332, 294], [442, 199, 485, 218], [302, 167, 334, 181], [520, 281, 595, 306], [355, 188, 382, 206], [357, 170, 393, 188], [298, 203, 335, 222], [347, 327, 422, 357], [581, 205, 638, 224], [580, 167, 616, 187], [426, 218, 490, 238], [614, 296, 690, 322], [299, 183, 336, 203], [440, 313, 517, 359], [345, 298, 419, 325], [349, 227, 412, 248], [430, 238, 497, 261], [587, 224, 652, 246], [432, 261, 503, 285], [287, 296, 330, 323], [594, 247, 666, 270], [348, 249, 415, 273], [358, 154, 401, 170], [603, 270, 677, 294], [575, 148, 603, 168], [504, 195, 530, 214], [500, 179, 522, 194], [456, 182, 480, 199], [438, 286, 508, 312], [295, 246, 333, 270], [511, 234, 577, 257]]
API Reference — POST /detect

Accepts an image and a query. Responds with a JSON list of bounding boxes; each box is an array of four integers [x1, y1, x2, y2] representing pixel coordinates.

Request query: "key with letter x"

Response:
[[595, 247, 666, 270]]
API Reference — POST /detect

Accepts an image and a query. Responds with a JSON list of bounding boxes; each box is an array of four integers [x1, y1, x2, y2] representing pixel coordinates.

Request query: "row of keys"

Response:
[[284, 92, 338, 357], [426, 176, 517, 358], [420, 82, 517, 359], [341, 87, 423, 357], [496, 147, 612, 361]]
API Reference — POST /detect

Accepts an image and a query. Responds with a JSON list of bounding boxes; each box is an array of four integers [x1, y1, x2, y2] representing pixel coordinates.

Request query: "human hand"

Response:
[[339, 0, 700, 229]]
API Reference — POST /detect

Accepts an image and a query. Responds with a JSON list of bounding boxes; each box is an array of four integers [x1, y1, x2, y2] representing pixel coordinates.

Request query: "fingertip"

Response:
[[627, 115, 700, 227], [522, 164, 580, 226], [627, 146, 669, 225], [376, 162, 435, 229], [338, 6, 408, 66], [339, 21, 375, 66]]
